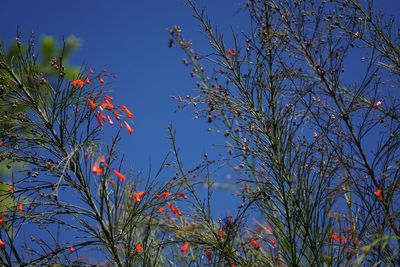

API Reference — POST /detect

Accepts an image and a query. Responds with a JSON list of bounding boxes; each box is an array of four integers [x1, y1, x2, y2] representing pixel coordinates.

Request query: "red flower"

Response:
[[226, 49, 236, 56], [0, 214, 4, 225], [92, 162, 103, 175], [101, 100, 114, 110], [135, 244, 143, 252], [88, 99, 97, 110], [181, 242, 190, 253], [89, 68, 94, 74], [130, 191, 145, 203], [99, 77, 105, 84], [124, 121, 134, 134], [102, 68, 107, 73], [154, 191, 172, 199], [218, 229, 224, 238], [69, 246, 75, 253], [112, 169, 126, 181], [95, 114, 104, 127], [84, 150, 89, 158], [85, 77, 90, 84], [0, 240, 5, 247], [374, 188, 384, 201], [372, 99, 384, 109], [100, 155, 105, 165], [97, 111, 107, 122], [158, 207, 164, 213], [250, 239, 260, 249], [177, 192, 187, 199], [119, 105, 133, 118], [0, 141, 5, 147], [105, 95, 113, 101], [113, 112, 121, 121], [17, 203, 23, 212], [269, 238, 276, 246], [71, 79, 85, 88], [107, 116, 114, 126]]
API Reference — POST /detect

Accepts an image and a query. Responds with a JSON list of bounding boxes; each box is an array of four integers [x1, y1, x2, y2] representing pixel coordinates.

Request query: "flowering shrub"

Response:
[[0, 0, 400, 266]]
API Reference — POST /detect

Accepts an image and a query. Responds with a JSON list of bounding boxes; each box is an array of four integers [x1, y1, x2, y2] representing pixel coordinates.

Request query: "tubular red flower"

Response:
[[97, 111, 107, 122], [130, 191, 145, 202], [135, 244, 143, 252], [372, 99, 384, 109], [374, 188, 384, 201], [69, 246, 75, 252], [269, 239, 276, 246], [226, 49, 236, 56], [250, 239, 260, 249], [95, 114, 104, 126], [17, 203, 23, 212], [177, 192, 187, 199], [71, 79, 85, 88], [0, 141, 5, 147], [92, 162, 103, 175], [88, 99, 97, 110], [112, 169, 126, 181], [154, 191, 172, 199], [0, 240, 5, 247], [105, 95, 113, 101], [0, 214, 4, 225], [84, 150, 89, 158], [89, 68, 94, 74], [85, 77, 90, 84], [181, 242, 190, 253], [113, 112, 121, 121], [124, 121, 134, 134], [107, 116, 114, 126], [99, 77, 105, 84], [218, 229, 223, 238], [119, 105, 133, 118], [100, 155, 105, 165]]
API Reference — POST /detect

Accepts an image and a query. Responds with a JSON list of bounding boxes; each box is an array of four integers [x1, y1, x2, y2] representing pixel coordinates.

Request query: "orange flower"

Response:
[[158, 207, 164, 213], [112, 169, 126, 181], [250, 239, 260, 249], [17, 203, 23, 212], [181, 242, 190, 253], [107, 116, 114, 126], [217, 229, 224, 238], [119, 105, 133, 118], [130, 191, 145, 203], [124, 121, 134, 134], [103, 100, 114, 110], [92, 162, 103, 175], [372, 99, 383, 109], [100, 155, 105, 165], [89, 68, 94, 74], [113, 112, 121, 121], [88, 99, 97, 110], [99, 77, 105, 84], [0, 240, 5, 247], [374, 188, 384, 201], [105, 95, 113, 101], [95, 114, 104, 127], [97, 111, 107, 122], [226, 49, 236, 56], [71, 79, 84, 88], [135, 244, 143, 252], [177, 192, 187, 199], [69, 246, 75, 252], [85, 77, 90, 84], [154, 191, 172, 199]]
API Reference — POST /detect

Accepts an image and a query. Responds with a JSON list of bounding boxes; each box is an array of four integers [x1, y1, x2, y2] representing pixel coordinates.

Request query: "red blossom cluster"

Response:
[[71, 68, 135, 135]]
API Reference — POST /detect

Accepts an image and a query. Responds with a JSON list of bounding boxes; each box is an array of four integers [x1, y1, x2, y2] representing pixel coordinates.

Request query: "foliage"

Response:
[[0, 0, 399, 266]]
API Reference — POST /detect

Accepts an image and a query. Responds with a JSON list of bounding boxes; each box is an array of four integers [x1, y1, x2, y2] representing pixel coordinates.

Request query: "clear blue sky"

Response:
[[1, 0, 400, 234]]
